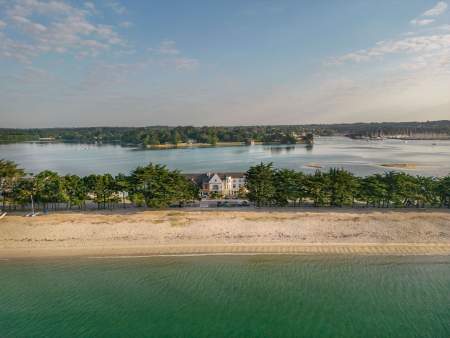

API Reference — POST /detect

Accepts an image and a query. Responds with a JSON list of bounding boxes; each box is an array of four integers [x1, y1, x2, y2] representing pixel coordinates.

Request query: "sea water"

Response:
[[1, 255, 449, 337], [1, 137, 450, 176]]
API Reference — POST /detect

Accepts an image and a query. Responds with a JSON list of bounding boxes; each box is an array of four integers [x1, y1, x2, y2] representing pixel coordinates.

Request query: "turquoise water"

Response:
[[1, 255, 449, 337], [1, 137, 450, 176]]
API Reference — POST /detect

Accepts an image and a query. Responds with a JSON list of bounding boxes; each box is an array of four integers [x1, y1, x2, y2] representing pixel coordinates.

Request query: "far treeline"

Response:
[[1, 160, 450, 212], [1, 120, 449, 145]]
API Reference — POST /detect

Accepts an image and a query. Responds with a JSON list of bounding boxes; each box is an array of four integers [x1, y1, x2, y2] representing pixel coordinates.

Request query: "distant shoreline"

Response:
[[1, 209, 449, 259]]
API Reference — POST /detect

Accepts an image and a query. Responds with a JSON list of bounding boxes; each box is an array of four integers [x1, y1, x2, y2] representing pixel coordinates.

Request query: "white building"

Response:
[[185, 172, 246, 198]]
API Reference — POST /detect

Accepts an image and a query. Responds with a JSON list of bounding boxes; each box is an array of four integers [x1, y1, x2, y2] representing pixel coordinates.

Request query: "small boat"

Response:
[[25, 212, 41, 217]]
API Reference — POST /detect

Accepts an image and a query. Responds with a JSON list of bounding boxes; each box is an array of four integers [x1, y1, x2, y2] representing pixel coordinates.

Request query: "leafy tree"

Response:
[[11, 178, 35, 209], [63, 174, 87, 209], [245, 163, 276, 207], [436, 176, 450, 208], [359, 174, 387, 207], [273, 169, 298, 206], [416, 176, 438, 208], [129, 163, 197, 208], [34, 170, 66, 210], [115, 173, 130, 208], [305, 171, 330, 207], [83, 174, 116, 209], [326, 168, 359, 207], [0, 159, 25, 211]]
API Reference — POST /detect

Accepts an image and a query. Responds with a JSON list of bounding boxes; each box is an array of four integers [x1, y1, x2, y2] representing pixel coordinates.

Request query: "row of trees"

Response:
[[2, 159, 450, 212], [0, 126, 323, 146], [0, 160, 199, 212], [3, 121, 450, 145], [245, 163, 450, 208]]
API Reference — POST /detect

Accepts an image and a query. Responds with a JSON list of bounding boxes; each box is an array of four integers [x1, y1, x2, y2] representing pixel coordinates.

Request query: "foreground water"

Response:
[[1, 137, 450, 176], [1, 255, 449, 337]]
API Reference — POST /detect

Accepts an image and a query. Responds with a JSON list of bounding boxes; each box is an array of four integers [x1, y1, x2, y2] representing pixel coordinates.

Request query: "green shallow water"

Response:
[[1, 255, 449, 337]]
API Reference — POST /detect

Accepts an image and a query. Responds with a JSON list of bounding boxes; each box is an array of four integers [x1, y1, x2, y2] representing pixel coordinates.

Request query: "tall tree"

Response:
[[273, 169, 298, 206], [245, 163, 276, 207], [0, 159, 25, 211], [305, 171, 330, 207], [62, 174, 87, 209], [34, 170, 66, 210], [114, 173, 130, 208], [326, 168, 359, 207], [359, 174, 387, 207], [436, 176, 450, 208], [129, 163, 197, 208]]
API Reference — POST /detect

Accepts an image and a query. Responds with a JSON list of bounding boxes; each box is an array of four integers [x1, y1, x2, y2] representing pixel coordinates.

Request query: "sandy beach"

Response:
[[1, 209, 450, 258]]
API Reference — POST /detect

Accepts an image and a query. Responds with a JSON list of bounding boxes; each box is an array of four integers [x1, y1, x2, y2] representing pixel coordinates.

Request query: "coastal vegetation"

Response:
[[1, 120, 449, 146], [0, 160, 199, 211], [1, 159, 450, 212], [245, 163, 450, 208], [0, 126, 316, 146]]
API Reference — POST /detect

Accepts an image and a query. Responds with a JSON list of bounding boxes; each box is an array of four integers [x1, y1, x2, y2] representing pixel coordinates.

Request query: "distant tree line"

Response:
[[0, 126, 317, 146], [245, 163, 450, 208], [1, 121, 449, 145], [0, 160, 199, 212]]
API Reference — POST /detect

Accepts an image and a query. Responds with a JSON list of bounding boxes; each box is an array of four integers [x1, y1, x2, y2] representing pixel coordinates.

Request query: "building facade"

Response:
[[185, 172, 246, 198]]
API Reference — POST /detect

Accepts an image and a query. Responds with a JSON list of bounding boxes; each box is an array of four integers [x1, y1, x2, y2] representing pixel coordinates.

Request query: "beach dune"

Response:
[[1, 210, 449, 258]]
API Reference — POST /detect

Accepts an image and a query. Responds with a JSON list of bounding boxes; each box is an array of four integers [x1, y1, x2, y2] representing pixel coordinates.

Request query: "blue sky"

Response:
[[0, 0, 449, 127]]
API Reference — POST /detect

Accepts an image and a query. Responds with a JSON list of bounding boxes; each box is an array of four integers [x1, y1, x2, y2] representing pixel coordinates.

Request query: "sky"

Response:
[[0, 0, 449, 128]]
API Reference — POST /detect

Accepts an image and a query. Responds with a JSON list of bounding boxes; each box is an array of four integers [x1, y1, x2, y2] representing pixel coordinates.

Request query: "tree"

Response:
[[359, 174, 387, 207], [245, 163, 276, 207], [207, 129, 218, 146], [11, 178, 35, 210], [115, 173, 130, 208], [416, 176, 438, 208], [305, 171, 329, 207], [34, 170, 66, 210], [293, 172, 308, 206], [129, 163, 197, 208], [83, 174, 116, 209], [436, 176, 450, 208], [273, 169, 298, 206], [0, 159, 25, 211], [171, 130, 181, 145], [63, 174, 87, 209], [326, 168, 359, 207]]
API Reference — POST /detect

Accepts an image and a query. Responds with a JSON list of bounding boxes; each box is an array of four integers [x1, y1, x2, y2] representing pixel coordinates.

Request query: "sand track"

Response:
[[1, 209, 449, 258]]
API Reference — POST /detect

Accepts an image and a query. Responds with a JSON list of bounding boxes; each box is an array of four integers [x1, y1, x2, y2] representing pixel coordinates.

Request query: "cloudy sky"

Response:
[[0, 0, 449, 127]]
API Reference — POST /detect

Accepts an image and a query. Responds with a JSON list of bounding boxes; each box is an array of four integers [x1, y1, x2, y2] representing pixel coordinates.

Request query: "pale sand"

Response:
[[0, 210, 449, 258], [380, 163, 417, 169]]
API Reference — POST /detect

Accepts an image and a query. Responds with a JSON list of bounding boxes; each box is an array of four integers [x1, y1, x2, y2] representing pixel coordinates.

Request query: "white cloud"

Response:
[[438, 24, 450, 31], [330, 34, 450, 65], [410, 2, 447, 28], [105, 1, 126, 15], [147, 40, 200, 71], [410, 18, 435, 26], [156, 40, 180, 55], [84, 2, 96, 12], [0, 0, 125, 63], [119, 21, 133, 28], [0, 20, 7, 29], [423, 1, 448, 16], [174, 57, 199, 70]]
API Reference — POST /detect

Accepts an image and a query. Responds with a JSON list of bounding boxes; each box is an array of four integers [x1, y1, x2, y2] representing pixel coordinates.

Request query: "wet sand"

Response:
[[1, 209, 449, 258]]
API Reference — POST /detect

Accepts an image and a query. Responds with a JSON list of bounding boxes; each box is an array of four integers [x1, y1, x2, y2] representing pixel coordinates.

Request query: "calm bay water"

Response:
[[1, 137, 450, 176], [0, 255, 449, 337]]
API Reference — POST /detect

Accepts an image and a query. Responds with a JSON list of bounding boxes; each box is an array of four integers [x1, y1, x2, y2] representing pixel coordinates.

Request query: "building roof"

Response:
[[183, 172, 245, 185]]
